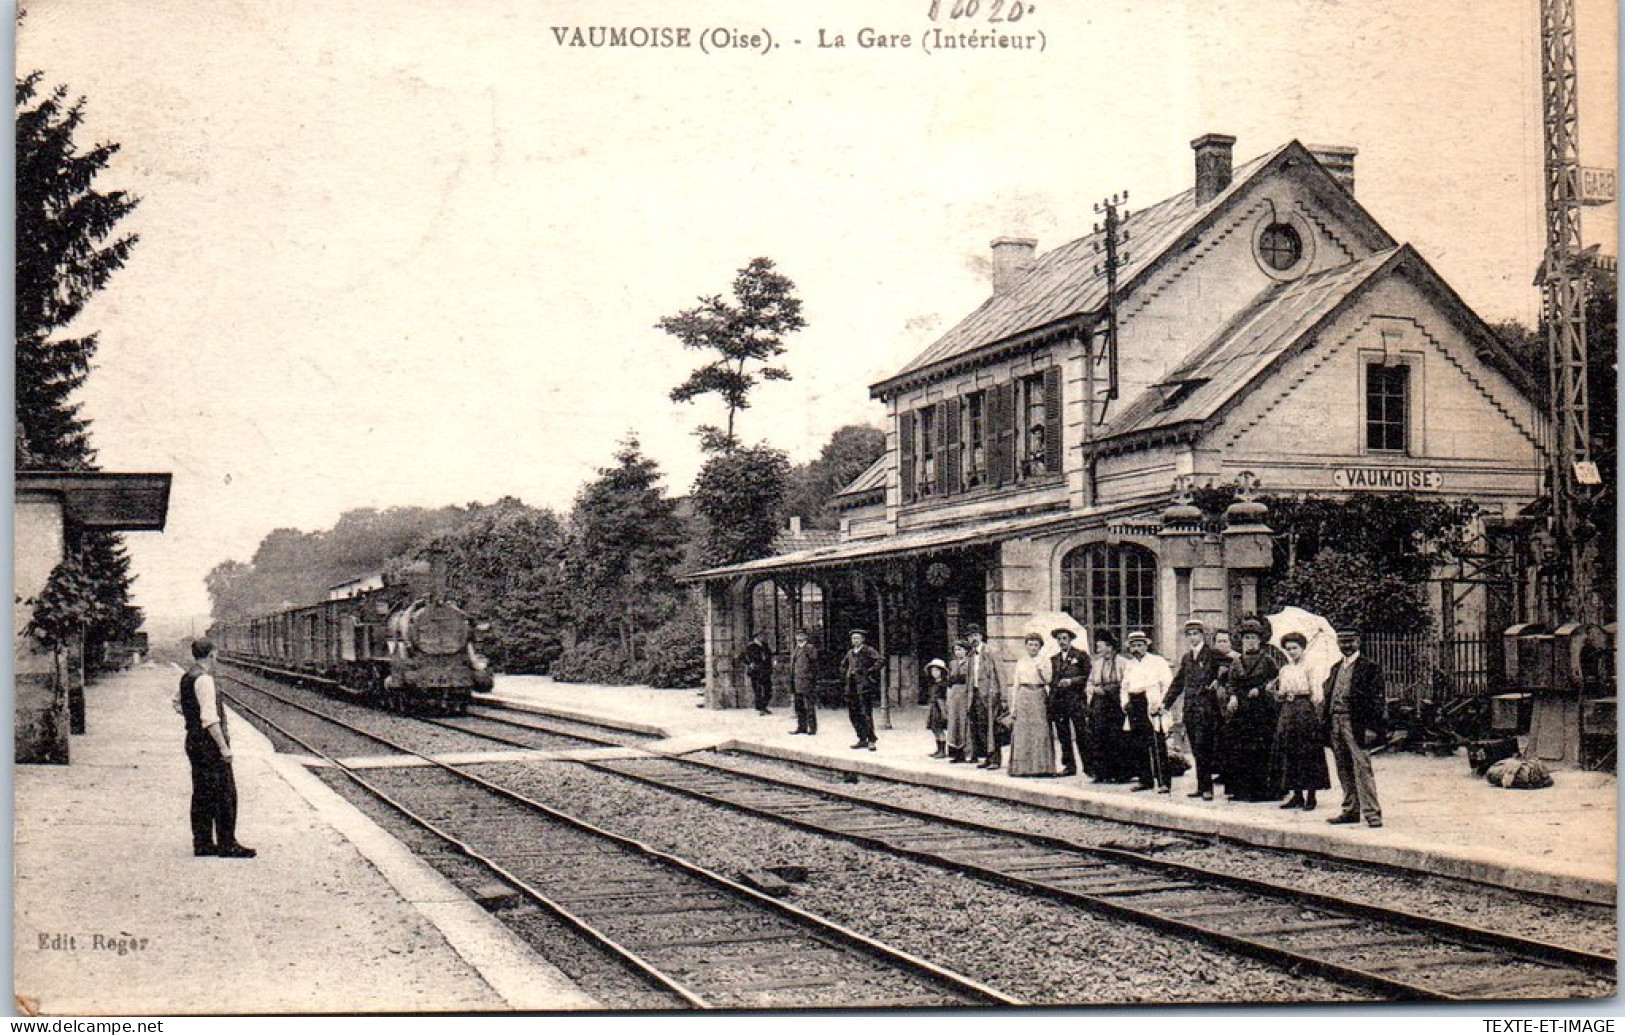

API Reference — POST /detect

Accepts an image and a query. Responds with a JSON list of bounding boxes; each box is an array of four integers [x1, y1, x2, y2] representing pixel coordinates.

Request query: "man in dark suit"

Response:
[[841, 629, 883, 750], [788, 628, 819, 735], [1162, 619, 1221, 800], [739, 632, 774, 715], [1049, 628, 1091, 777], [1322, 628, 1386, 827], [966, 625, 1006, 769]]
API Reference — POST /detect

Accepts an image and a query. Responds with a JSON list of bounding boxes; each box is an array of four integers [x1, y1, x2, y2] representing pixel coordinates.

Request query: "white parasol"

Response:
[[1022, 611, 1090, 662], [1265, 606, 1342, 690]]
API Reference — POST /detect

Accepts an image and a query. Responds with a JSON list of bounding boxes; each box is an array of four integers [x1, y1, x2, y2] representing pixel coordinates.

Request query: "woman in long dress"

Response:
[[1222, 618, 1280, 802], [1085, 629, 1131, 782], [1269, 632, 1331, 809], [944, 640, 974, 763], [1006, 633, 1057, 777]]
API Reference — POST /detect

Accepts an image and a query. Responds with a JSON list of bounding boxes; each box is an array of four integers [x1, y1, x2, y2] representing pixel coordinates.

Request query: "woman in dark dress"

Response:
[[1084, 629, 1131, 782], [1222, 618, 1280, 802], [1268, 632, 1332, 809]]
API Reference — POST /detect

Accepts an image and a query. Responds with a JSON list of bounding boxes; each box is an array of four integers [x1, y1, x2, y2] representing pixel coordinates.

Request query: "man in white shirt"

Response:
[[176, 639, 255, 858], [1122, 630, 1174, 792]]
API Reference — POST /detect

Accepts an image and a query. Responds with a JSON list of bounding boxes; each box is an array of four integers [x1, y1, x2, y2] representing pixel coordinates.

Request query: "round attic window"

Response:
[[1258, 223, 1303, 271]]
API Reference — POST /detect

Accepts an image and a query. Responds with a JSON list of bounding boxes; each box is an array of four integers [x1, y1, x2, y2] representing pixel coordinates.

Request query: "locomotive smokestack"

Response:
[[428, 546, 448, 602]]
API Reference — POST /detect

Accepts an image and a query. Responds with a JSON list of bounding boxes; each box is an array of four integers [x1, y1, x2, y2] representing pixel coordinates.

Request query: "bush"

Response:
[[550, 640, 636, 685], [637, 605, 706, 689]]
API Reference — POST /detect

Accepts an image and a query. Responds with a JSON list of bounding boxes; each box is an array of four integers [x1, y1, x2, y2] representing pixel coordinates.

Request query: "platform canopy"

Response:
[[17, 472, 173, 531]]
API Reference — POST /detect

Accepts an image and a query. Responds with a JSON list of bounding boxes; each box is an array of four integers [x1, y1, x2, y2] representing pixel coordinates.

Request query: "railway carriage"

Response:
[[212, 551, 493, 714]]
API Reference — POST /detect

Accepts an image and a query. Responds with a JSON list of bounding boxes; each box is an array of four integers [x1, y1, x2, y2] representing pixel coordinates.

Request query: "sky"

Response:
[[16, 0, 1619, 620]]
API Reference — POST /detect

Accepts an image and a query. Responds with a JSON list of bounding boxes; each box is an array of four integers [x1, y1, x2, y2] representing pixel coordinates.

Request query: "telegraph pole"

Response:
[[1537, 0, 1606, 626]]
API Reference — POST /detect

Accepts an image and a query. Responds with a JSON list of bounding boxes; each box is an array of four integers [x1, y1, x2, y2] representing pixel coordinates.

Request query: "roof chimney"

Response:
[[990, 237, 1037, 295], [1307, 144, 1357, 196], [1190, 133, 1237, 206]]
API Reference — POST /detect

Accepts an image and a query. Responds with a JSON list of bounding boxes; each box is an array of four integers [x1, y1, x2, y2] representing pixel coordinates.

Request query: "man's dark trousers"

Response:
[[750, 674, 772, 712], [793, 692, 818, 734], [186, 731, 238, 852], [848, 694, 877, 744], [1052, 692, 1087, 773]]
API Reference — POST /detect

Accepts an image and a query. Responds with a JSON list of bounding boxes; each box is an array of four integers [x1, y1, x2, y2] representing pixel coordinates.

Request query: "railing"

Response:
[[1363, 632, 1498, 708]]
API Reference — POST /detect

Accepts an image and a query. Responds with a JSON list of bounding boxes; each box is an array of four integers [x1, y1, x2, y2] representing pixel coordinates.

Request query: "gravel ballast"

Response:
[[703, 751, 1618, 956], [467, 760, 1370, 1006]]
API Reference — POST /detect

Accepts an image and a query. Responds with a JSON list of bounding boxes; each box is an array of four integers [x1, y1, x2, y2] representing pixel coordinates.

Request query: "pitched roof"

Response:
[[832, 456, 886, 499], [872, 142, 1400, 397], [1101, 247, 1401, 441], [1095, 243, 1541, 450], [875, 145, 1295, 394]]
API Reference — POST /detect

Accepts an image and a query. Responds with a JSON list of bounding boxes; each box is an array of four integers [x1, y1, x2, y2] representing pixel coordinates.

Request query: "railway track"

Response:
[[216, 668, 1018, 1010], [434, 705, 1614, 1002], [573, 753, 1613, 1001], [217, 671, 1615, 1002]]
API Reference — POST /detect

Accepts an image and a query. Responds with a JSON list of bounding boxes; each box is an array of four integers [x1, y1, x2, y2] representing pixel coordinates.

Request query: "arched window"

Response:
[[1060, 543, 1158, 649]]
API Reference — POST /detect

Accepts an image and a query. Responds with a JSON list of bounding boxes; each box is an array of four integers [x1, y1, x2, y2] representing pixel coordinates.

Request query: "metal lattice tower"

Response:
[[1538, 0, 1597, 623]]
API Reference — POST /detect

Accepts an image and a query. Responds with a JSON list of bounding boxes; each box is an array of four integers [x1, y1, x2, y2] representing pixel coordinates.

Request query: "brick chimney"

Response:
[[990, 237, 1037, 295], [1191, 133, 1237, 205], [1308, 144, 1357, 195]]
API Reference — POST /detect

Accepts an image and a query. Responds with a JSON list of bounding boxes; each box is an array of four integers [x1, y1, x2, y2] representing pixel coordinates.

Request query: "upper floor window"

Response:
[[899, 366, 1061, 505], [1366, 362, 1409, 453], [1020, 373, 1048, 479], [918, 405, 938, 497], [965, 391, 987, 489]]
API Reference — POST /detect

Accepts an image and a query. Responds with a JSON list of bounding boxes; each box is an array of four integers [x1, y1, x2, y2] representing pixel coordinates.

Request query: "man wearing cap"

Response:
[[841, 629, 883, 750], [788, 628, 819, 735], [1049, 627, 1091, 777], [1162, 620, 1221, 800], [175, 639, 255, 858], [1122, 630, 1174, 791], [1323, 629, 1386, 828], [966, 625, 1007, 769]]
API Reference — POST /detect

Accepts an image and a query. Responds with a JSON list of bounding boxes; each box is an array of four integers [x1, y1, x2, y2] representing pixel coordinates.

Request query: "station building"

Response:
[[687, 135, 1546, 710]]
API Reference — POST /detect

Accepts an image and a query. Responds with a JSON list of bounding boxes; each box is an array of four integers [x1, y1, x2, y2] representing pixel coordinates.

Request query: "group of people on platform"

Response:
[[743, 616, 1387, 829]]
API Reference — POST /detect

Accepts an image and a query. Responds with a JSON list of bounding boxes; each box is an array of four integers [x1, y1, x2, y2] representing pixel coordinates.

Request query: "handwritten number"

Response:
[[989, 0, 1004, 19]]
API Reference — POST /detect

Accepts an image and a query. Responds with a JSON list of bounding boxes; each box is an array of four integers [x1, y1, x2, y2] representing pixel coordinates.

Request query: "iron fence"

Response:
[[1363, 632, 1497, 708]]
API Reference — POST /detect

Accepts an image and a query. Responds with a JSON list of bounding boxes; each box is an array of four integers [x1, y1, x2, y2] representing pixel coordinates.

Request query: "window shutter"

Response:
[[942, 397, 962, 495], [898, 409, 916, 503], [991, 381, 1017, 486], [1043, 365, 1063, 474]]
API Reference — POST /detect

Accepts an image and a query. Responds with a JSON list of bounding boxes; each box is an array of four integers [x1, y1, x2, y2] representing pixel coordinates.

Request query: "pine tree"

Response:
[[16, 71, 142, 668], [16, 72, 139, 469]]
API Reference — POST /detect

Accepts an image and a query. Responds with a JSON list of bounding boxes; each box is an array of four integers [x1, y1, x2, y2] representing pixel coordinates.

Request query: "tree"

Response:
[[660, 257, 806, 452], [692, 443, 791, 566], [784, 423, 886, 528], [16, 71, 142, 671], [16, 72, 139, 469], [425, 499, 571, 674], [566, 437, 686, 665]]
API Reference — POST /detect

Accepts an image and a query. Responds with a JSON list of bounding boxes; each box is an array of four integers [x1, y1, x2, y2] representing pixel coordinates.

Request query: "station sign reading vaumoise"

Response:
[[1332, 467, 1445, 491]]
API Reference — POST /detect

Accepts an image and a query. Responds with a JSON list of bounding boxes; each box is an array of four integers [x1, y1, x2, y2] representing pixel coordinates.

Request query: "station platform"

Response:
[[13, 663, 599, 1016], [490, 676, 1619, 906]]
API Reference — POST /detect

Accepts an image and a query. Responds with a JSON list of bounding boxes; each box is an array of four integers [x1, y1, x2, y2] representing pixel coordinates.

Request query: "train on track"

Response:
[[211, 550, 492, 714]]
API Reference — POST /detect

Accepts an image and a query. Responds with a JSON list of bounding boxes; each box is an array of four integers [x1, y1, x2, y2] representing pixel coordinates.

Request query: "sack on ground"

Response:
[[1485, 757, 1554, 789]]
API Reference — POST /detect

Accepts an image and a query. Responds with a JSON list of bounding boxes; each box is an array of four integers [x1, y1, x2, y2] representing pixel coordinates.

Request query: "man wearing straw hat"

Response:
[[1049, 627, 1091, 778]]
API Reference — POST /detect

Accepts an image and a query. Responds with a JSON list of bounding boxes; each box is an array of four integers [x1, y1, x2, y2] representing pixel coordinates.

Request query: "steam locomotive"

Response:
[[212, 551, 493, 714]]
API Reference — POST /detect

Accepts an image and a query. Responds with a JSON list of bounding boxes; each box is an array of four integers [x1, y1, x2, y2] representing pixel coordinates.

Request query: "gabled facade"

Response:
[[686, 135, 1545, 710]]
